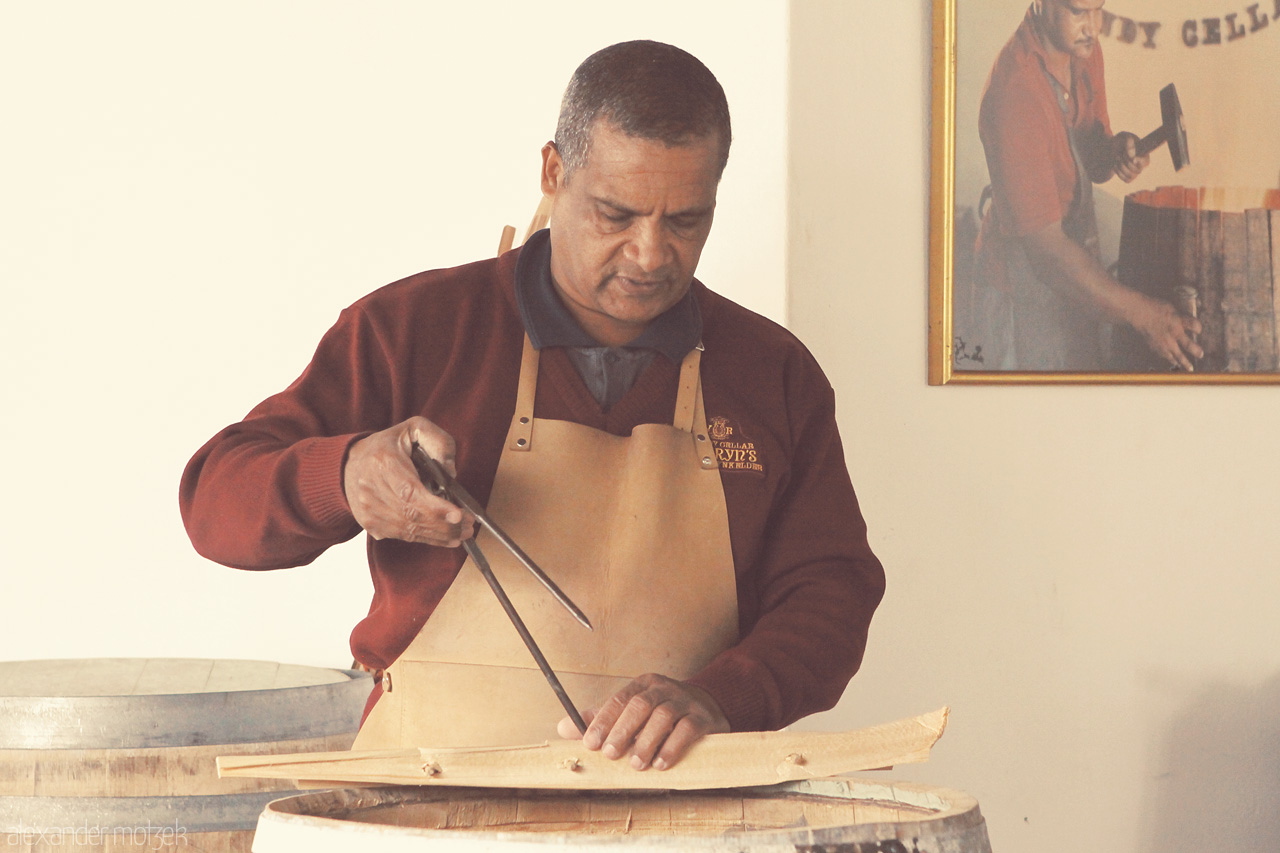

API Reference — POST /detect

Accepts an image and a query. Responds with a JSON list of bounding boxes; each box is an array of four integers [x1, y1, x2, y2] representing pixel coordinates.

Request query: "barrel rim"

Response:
[[0, 659, 372, 749], [257, 779, 988, 847]]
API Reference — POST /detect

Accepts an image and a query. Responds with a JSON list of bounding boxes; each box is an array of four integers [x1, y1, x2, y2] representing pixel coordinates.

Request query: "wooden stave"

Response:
[[0, 733, 359, 797], [252, 779, 993, 853]]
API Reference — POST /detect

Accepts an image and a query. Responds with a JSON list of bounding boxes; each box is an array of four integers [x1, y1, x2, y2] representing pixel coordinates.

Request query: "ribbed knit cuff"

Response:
[[686, 658, 771, 734], [295, 433, 368, 533]]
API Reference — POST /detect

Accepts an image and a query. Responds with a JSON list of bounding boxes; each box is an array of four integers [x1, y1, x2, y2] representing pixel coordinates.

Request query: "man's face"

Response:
[[540, 121, 720, 347], [1040, 0, 1105, 60]]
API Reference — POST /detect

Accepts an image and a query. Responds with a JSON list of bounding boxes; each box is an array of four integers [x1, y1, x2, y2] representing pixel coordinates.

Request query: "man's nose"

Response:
[[1084, 9, 1100, 36], [627, 219, 668, 272]]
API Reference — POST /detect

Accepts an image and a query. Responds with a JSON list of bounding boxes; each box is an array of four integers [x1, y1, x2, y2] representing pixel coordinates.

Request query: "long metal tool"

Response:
[[408, 443, 590, 734], [460, 538, 587, 735], [409, 443, 591, 630]]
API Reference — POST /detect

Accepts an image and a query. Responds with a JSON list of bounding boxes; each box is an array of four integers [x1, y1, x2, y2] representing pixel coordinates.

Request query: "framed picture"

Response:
[[929, 0, 1280, 384]]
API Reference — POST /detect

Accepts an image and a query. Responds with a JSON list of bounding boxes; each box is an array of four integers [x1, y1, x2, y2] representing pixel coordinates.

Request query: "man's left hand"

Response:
[[1112, 132, 1149, 183], [556, 673, 728, 771]]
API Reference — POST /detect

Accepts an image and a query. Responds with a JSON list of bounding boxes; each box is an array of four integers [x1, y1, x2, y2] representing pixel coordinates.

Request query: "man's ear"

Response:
[[540, 141, 565, 198]]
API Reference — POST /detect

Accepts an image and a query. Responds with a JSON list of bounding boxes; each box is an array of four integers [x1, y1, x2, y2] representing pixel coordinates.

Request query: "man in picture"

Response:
[[180, 40, 884, 770], [973, 0, 1203, 370]]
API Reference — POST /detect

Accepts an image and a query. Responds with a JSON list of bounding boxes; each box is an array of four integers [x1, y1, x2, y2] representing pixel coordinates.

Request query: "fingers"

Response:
[[582, 685, 641, 756], [577, 674, 728, 771], [1170, 345, 1195, 373], [557, 708, 595, 740], [1135, 297, 1205, 372], [405, 417, 460, 479], [651, 716, 705, 772], [1113, 133, 1149, 183], [1167, 315, 1204, 371], [343, 417, 476, 545]]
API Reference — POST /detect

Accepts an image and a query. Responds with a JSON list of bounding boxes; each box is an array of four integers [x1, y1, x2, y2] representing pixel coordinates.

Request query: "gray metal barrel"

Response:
[[0, 658, 371, 851]]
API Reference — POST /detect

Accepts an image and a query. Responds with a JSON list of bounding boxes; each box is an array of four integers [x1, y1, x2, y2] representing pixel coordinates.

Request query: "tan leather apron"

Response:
[[353, 336, 739, 749]]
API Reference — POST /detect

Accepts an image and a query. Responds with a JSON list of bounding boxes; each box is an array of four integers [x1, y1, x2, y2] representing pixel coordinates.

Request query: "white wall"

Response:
[[0, 3, 787, 665], [7, 2, 1280, 851], [789, 2, 1280, 852]]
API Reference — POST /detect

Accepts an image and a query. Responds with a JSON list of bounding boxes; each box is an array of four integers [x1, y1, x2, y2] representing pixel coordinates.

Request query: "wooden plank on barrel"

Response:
[[218, 707, 949, 791], [585, 794, 647, 833], [1178, 195, 1202, 367], [1152, 192, 1182, 302], [742, 791, 854, 831], [1222, 211, 1251, 370], [1118, 192, 1154, 295], [1177, 196, 1200, 294], [0, 733, 358, 798], [1245, 208, 1277, 370], [1112, 193, 1153, 369], [516, 792, 592, 833], [1198, 207, 1225, 370], [680, 794, 753, 834], [1246, 209, 1272, 313]]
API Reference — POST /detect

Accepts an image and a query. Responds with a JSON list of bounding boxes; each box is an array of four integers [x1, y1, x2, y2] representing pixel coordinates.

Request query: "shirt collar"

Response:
[[514, 228, 701, 363]]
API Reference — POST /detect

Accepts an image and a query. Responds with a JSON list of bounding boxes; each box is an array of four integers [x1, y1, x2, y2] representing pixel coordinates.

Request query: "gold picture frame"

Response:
[[928, 0, 1280, 384]]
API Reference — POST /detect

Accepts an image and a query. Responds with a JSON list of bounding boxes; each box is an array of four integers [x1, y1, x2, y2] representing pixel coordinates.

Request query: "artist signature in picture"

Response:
[[953, 337, 985, 366]]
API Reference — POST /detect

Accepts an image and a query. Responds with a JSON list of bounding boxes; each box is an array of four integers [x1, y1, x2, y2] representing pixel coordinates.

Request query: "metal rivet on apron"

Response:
[[382, 671, 393, 693], [520, 417, 530, 425], [697, 434, 707, 442], [517, 438, 527, 447], [702, 457, 713, 466]]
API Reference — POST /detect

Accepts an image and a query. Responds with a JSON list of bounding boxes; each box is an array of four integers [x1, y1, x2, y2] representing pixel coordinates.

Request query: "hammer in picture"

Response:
[[1136, 83, 1190, 171]]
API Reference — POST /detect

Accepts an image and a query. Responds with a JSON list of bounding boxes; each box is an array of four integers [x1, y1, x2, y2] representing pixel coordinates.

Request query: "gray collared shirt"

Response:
[[514, 229, 701, 411]]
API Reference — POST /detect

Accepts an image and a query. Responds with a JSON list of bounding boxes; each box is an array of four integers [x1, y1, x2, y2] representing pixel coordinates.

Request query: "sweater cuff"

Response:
[[686, 657, 771, 734], [295, 433, 367, 532]]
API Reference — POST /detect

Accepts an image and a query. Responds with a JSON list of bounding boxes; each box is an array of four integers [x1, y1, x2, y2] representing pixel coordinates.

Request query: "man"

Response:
[[973, 0, 1202, 371], [181, 40, 883, 771]]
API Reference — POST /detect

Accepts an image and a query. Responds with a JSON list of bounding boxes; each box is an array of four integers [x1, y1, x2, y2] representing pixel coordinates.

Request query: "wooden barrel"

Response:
[[1113, 186, 1280, 372], [251, 779, 992, 852], [0, 658, 371, 852]]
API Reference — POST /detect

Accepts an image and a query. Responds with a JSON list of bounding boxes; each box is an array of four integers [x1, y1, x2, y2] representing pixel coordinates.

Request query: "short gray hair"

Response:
[[554, 40, 732, 179]]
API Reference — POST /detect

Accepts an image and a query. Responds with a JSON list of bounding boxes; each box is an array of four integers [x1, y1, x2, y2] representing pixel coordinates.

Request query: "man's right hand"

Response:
[[342, 417, 476, 546], [1126, 293, 1204, 372], [1024, 224, 1205, 372]]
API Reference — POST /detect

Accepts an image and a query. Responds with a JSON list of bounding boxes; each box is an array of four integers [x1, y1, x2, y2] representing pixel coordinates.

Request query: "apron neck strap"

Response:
[[677, 345, 720, 470], [508, 336, 717, 469], [673, 344, 704, 433], [508, 335, 540, 452]]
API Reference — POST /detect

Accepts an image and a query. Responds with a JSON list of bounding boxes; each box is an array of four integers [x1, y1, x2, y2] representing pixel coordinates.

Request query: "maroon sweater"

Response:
[[180, 247, 884, 732]]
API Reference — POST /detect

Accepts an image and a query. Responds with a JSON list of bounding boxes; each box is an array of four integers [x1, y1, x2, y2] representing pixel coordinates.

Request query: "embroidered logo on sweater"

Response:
[[708, 416, 764, 475]]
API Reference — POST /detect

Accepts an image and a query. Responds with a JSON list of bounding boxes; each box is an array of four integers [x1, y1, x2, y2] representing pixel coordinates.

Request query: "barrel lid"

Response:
[[0, 658, 372, 749]]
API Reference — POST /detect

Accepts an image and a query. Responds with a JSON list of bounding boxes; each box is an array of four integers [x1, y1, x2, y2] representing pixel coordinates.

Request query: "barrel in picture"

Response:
[[1113, 187, 1280, 373]]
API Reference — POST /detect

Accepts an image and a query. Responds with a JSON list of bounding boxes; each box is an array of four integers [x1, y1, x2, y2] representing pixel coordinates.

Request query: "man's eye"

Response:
[[601, 210, 630, 224]]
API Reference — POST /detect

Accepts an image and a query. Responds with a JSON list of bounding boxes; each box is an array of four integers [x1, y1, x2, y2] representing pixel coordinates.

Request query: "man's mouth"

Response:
[[614, 275, 667, 292]]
